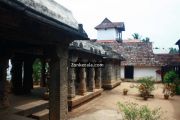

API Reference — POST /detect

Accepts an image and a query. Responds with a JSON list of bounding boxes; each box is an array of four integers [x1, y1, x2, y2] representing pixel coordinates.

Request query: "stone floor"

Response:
[[68, 82, 180, 120]]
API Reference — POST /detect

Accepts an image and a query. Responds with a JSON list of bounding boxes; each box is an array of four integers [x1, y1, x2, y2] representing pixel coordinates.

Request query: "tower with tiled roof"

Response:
[[95, 18, 125, 42]]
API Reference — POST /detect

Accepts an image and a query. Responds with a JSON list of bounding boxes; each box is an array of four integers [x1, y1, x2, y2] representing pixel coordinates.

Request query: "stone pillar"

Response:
[[11, 58, 23, 95], [115, 64, 118, 81], [105, 62, 113, 83], [78, 60, 87, 95], [0, 58, 9, 108], [116, 62, 121, 81], [40, 59, 46, 87], [49, 45, 68, 120], [68, 56, 77, 98], [95, 67, 102, 89], [23, 58, 34, 94], [88, 67, 95, 92]]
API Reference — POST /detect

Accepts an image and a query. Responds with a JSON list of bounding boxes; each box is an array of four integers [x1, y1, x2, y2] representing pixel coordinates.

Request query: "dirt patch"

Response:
[[68, 82, 180, 120]]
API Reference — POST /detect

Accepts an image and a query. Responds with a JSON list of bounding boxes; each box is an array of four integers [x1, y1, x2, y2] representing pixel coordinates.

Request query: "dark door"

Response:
[[125, 66, 134, 79]]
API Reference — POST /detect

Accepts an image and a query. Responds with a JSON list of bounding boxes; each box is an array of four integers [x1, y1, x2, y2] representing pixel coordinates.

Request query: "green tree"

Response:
[[142, 37, 150, 43], [33, 59, 42, 84], [169, 47, 178, 54], [132, 33, 141, 39]]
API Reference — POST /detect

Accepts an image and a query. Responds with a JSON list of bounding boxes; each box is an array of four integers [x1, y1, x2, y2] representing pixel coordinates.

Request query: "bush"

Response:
[[175, 85, 180, 95], [164, 71, 177, 83], [163, 71, 179, 95], [137, 77, 155, 95], [117, 102, 162, 120]]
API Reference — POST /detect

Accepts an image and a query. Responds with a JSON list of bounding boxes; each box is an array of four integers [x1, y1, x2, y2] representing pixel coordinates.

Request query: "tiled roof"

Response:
[[95, 18, 125, 31], [96, 40, 116, 43], [123, 39, 141, 43], [97, 41, 162, 66], [155, 54, 180, 66]]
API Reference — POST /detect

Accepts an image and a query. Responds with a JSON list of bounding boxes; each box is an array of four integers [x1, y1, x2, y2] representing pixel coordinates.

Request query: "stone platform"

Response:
[[102, 81, 121, 89], [68, 89, 103, 110]]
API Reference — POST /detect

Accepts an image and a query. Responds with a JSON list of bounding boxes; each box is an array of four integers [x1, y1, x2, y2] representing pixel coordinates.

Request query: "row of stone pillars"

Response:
[[68, 56, 102, 98]]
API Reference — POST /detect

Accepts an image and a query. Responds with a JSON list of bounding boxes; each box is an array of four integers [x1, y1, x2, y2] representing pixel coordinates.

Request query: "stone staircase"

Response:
[[15, 100, 49, 120]]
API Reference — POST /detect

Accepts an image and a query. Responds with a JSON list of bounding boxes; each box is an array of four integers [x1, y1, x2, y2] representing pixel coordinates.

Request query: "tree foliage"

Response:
[[142, 37, 150, 43], [132, 33, 150, 43], [33, 59, 42, 83], [169, 47, 179, 54], [132, 33, 141, 39]]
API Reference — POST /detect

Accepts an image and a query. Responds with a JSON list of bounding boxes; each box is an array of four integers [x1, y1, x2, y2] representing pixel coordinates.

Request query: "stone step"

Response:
[[2, 114, 36, 120], [15, 100, 48, 116], [31, 109, 49, 120]]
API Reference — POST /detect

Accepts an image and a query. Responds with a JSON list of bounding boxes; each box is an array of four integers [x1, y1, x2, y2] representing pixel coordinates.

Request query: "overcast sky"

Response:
[[55, 0, 180, 51]]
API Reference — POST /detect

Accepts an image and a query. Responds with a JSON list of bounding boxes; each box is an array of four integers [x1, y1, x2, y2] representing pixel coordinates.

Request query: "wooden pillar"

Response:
[[95, 67, 102, 89], [88, 67, 95, 92], [11, 58, 23, 95], [49, 45, 68, 120], [23, 58, 34, 94], [0, 58, 9, 108], [40, 59, 46, 87], [68, 56, 77, 98]]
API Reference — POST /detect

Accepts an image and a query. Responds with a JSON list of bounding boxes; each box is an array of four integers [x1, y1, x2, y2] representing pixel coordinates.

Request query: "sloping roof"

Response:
[[69, 40, 124, 60], [155, 54, 180, 66], [97, 41, 162, 66], [14, 0, 78, 29], [95, 18, 125, 31]]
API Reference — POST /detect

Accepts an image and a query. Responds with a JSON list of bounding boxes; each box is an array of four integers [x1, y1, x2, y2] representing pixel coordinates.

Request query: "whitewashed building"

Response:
[[95, 18, 125, 42]]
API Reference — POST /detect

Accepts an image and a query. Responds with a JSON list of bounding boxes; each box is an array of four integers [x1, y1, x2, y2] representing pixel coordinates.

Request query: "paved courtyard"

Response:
[[69, 82, 180, 120]]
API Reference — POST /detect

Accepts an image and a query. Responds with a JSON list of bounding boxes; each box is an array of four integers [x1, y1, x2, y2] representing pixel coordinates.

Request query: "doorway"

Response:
[[125, 66, 134, 79]]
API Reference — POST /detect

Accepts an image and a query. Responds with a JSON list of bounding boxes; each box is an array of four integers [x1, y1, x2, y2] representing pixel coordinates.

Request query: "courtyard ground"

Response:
[[68, 82, 180, 120]]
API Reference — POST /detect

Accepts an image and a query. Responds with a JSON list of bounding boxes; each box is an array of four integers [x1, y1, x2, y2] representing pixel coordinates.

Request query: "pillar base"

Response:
[[102, 81, 121, 89], [78, 89, 87, 96]]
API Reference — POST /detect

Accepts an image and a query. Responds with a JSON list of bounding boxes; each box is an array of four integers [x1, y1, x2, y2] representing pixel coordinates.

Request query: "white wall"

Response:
[[120, 66, 125, 79], [134, 67, 161, 81], [120, 66, 162, 81], [97, 28, 117, 40]]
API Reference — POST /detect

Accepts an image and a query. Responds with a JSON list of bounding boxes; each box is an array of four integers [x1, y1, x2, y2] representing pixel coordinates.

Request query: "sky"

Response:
[[55, 0, 180, 52]]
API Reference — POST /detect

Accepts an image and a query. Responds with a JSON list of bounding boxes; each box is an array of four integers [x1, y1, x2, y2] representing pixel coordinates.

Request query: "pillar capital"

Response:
[[69, 55, 78, 63]]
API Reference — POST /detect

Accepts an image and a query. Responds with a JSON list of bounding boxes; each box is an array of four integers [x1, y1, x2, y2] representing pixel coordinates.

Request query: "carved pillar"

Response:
[[78, 59, 87, 95], [68, 56, 77, 98], [88, 67, 95, 92], [49, 46, 68, 120], [11, 57, 23, 95], [40, 59, 46, 87], [0, 58, 9, 108], [23, 58, 34, 94], [95, 67, 102, 89]]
